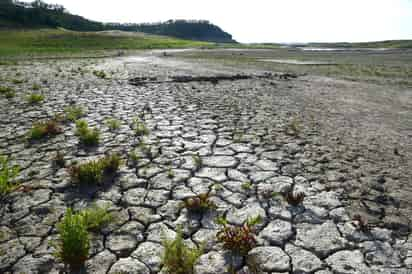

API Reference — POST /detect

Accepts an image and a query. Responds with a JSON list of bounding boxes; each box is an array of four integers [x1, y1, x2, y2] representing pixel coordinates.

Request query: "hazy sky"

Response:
[[21, 0, 412, 43]]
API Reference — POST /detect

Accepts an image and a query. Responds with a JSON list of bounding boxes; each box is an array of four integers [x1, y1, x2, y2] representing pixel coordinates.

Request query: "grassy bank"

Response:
[[0, 29, 213, 57]]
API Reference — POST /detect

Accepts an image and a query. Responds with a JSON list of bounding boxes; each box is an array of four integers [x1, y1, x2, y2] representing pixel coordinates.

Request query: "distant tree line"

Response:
[[0, 0, 236, 42]]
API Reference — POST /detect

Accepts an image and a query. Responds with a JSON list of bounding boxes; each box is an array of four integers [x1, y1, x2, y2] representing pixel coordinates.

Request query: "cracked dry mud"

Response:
[[1, 51, 412, 274]]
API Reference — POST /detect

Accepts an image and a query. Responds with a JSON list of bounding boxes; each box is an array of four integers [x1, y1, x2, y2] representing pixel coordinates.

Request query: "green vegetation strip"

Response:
[[0, 29, 212, 57]]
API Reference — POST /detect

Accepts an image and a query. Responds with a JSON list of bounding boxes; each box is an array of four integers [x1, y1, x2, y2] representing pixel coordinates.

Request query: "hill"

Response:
[[107, 20, 236, 43], [0, 0, 104, 31], [0, 0, 235, 43]]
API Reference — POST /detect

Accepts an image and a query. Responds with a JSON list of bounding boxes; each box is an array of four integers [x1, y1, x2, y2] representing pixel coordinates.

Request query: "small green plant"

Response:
[[31, 83, 41, 90], [132, 118, 149, 137], [100, 153, 122, 173], [80, 204, 113, 232], [285, 116, 302, 136], [182, 193, 216, 214], [216, 216, 262, 255], [5, 90, 15, 98], [64, 106, 85, 122], [26, 93, 44, 104], [128, 149, 140, 164], [54, 208, 90, 270], [0, 86, 13, 94], [192, 153, 202, 170], [0, 156, 20, 196], [75, 120, 100, 146], [283, 190, 305, 206], [93, 70, 107, 79], [162, 228, 203, 274], [28, 120, 62, 141], [167, 168, 175, 179], [68, 160, 103, 185], [241, 181, 253, 191], [68, 154, 121, 185], [106, 118, 121, 131], [12, 79, 24, 84]]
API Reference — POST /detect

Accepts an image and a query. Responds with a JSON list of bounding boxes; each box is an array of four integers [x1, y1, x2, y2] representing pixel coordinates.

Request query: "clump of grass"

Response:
[[182, 193, 216, 214], [106, 118, 121, 131], [53, 208, 90, 271], [75, 120, 99, 146], [0, 156, 20, 196], [241, 181, 253, 191], [0, 86, 13, 94], [31, 83, 41, 90], [93, 70, 106, 79], [80, 204, 113, 232], [167, 168, 175, 179], [5, 90, 15, 99], [192, 153, 202, 170], [162, 228, 203, 274], [132, 118, 149, 137], [64, 106, 85, 122], [12, 79, 24, 84], [216, 215, 261, 255], [285, 116, 302, 136], [68, 154, 121, 185], [28, 120, 62, 141], [283, 190, 305, 206], [128, 149, 140, 164], [100, 153, 122, 173], [26, 93, 44, 104]]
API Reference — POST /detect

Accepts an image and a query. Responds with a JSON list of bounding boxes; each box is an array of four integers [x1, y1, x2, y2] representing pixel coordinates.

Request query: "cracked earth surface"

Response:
[[1, 50, 412, 273]]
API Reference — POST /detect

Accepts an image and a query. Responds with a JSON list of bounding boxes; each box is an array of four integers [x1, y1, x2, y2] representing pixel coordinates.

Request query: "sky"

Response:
[[21, 0, 412, 43]]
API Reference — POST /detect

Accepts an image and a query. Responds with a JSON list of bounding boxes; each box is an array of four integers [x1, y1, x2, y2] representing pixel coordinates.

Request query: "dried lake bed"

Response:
[[0, 49, 412, 273]]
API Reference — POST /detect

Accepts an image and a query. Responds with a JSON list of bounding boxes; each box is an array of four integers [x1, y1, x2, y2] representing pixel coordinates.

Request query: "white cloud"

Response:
[[19, 0, 412, 43]]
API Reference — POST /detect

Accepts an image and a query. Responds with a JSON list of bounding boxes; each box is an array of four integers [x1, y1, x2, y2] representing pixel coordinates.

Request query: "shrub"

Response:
[[28, 120, 62, 141], [80, 204, 113, 232], [26, 93, 44, 104], [75, 120, 100, 146], [216, 216, 261, 255], [68, 154, 121, 185], [64, 106, 85, 122], [54, 208, 90, 270], [182, 193, 216, 214], [0, 156, 20, 196], [162, 228, 203, 274], [106, 118, 121, 131]]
